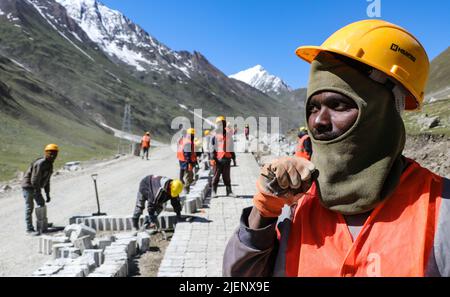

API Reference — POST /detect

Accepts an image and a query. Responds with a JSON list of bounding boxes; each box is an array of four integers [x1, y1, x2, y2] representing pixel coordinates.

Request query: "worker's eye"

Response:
[[307, 104, 320, 114]]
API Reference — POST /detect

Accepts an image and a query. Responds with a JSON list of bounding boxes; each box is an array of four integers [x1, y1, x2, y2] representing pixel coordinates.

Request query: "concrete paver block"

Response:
[[38, 235, 53, 255], [35, 206, 47, 221], [81, 250, 104, 267], [137, 232, 150, 253], [73, 235, 93, 253], [65, 224, 96, 241], [52, 243, 74, 259], [183, 199, 197, 214], [60, 247, 81, 259], [97, 237, 113, 250], [36, 218, 48, 233]]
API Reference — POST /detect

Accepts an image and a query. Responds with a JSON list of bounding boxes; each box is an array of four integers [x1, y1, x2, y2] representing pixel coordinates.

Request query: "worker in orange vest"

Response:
[[223, 20, 450, 276], [210, 116, 236, 198], [177, 128, 197, 194], [295, 127, 312, 160], [140, 132, 151, 160]]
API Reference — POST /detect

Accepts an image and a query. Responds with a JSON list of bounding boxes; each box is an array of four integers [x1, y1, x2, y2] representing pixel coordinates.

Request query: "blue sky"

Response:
[[101, 0, 450, 89]]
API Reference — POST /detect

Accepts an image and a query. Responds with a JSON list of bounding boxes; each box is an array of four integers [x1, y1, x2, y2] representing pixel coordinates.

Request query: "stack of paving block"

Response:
[[88, 232, 150, 277], [68, 215, 155, 232], [35, 206, 48, 233], [33, 223, 153, 277], [182, 167, 212, 215]]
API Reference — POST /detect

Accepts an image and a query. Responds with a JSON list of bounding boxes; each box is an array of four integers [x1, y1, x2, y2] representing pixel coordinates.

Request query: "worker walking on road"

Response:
[[223, 20, 450, 277], [210, 116, 236, 198], [295, 126, 312, 160], [21, 144, 59, 235], [132, 176, 183, 230], [140, 132, 151, 160], [177, 128, 197, 194]]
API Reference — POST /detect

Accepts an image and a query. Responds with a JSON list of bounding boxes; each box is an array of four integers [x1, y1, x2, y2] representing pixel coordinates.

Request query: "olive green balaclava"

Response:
[[306, 53, 406, 215]]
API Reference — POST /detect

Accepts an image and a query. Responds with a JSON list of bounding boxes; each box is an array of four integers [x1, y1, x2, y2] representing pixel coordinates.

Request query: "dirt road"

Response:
[[0, 146, 178, 276]]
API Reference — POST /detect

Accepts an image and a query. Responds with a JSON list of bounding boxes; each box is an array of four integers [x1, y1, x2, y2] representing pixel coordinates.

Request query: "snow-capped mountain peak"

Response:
[[54, 0, 193, 77], [229, 65, 292, 95]]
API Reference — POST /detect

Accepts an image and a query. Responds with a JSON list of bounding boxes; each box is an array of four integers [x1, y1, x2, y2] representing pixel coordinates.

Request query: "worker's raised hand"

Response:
[[264, 156, 316, 195], [253, 157, 317, 218]]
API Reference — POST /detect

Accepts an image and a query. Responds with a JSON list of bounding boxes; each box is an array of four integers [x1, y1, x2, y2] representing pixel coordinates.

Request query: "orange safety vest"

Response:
[[282, 160, 444, 276], [141, 135, 151, 149], [215, 133, 232, 160], [177, 138, 197, 162], [295, 135, 311, 160]]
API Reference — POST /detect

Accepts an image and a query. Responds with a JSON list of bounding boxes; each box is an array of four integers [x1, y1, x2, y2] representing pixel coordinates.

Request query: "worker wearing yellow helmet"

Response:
[[225, 20, 450, 277], [21, 144, 59, 235], [176, 128, 197, 194], [132, 176, 184, 230], [210, 116, 236, 197]]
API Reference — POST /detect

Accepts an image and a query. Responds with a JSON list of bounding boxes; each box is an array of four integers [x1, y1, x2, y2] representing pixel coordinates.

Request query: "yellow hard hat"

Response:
[[44, 144, 59, 152], [186, 128, 195, 135], [204, 130, 210, 136], [299, 126, 307, 132], [170, 179, 184, 197], [296, 19, 429, 110], [146, 132, 150, 135], [215, 116, 225, 123]]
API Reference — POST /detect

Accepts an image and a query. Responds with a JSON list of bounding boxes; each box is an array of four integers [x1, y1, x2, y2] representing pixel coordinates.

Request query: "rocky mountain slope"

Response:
[[0, 0, 301, 181]]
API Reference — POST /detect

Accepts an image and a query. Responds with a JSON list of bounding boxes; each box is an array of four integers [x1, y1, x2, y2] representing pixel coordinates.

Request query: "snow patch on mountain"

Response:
[[27, 0, 95, 61], [229, 65, 292, 95]]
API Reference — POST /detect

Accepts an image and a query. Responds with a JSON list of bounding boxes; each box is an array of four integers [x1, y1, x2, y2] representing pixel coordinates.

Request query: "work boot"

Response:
[[26, 228, 40, 236], [226, 186, 237, 198], [132, 218, 139, 231], [26, 226, 35, 234]]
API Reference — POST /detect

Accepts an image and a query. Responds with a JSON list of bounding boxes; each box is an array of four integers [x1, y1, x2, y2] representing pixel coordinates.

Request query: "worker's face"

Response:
[[307, 91, 359, 141], [45, 150, 58, 162]]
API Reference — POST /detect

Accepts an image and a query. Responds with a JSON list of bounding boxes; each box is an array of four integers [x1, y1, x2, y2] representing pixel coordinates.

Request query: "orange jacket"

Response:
[[295, 135, 311, 160], [213, 133, 233, 160], [223, 159, 450, 277], [177, 137, 197, 163], [141, 135, 151, 149], [284, 160, 444, 276]]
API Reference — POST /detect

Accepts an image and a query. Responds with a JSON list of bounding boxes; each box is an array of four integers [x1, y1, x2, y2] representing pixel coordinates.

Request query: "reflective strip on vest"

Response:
[[277, 160, 445, 277]]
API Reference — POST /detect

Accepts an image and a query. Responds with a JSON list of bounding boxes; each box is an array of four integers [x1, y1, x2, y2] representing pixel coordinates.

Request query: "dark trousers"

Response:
[[132, 191, 159, 223], [142, 147, 149, 159], [22, 188, 45, 230], [212, 158, 231, 188]]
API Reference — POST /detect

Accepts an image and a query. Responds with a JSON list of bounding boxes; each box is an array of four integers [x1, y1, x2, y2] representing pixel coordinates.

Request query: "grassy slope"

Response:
[[0, 53, 118, 180], [402, 99, 450, 136]]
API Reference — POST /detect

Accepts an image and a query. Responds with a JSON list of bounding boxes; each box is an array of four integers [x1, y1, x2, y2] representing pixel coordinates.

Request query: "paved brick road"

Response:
[[158, 153, 260, 277]]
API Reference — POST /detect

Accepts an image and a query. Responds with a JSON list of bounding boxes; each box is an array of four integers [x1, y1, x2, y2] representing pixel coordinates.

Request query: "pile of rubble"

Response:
[[32, 224, 151, 277]]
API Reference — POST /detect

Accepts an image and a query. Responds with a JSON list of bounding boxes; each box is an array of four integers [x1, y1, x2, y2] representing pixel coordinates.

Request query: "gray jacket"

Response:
[[21, 157, 53, 195]]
